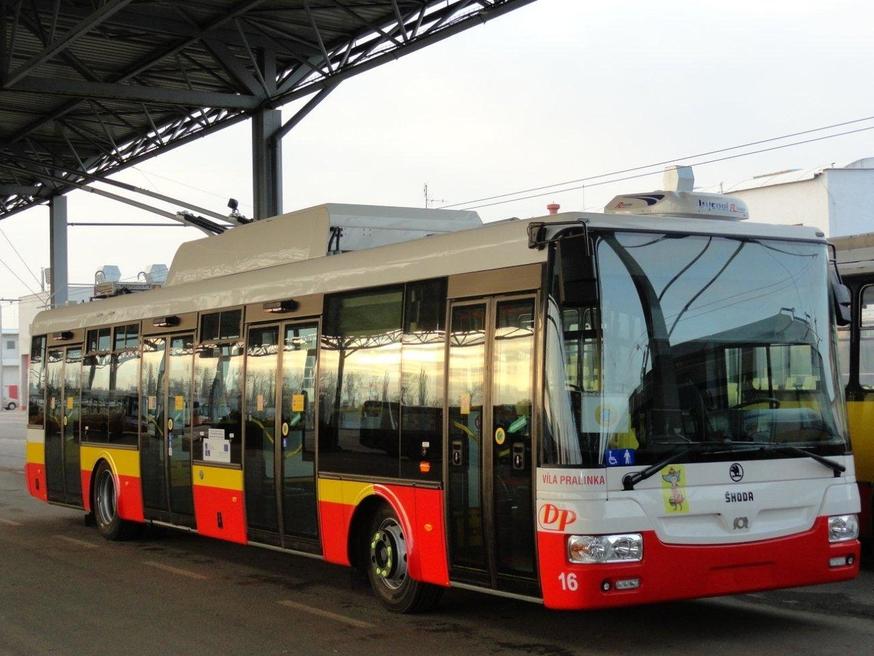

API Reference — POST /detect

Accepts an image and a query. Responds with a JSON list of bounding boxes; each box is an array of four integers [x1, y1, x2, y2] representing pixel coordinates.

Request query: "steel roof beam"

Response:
[[272, 82, 337, 144], [4, 0, 269, 149], [3, 0, 135, 88], [6, 77, 262, 110], [0, 0, 537, 221], [271, 0, 537, 108], [0, 184, 38, 195], [202, 38, 264, 96]]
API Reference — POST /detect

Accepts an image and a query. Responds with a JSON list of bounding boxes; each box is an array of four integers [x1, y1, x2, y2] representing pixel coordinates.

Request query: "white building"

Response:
[[724, 157, 874, 238], [1, 326, 19, 408]]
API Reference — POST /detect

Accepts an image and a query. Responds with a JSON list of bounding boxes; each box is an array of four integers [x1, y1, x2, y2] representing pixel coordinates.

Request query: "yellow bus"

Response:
[[833, 233, 874, 547]]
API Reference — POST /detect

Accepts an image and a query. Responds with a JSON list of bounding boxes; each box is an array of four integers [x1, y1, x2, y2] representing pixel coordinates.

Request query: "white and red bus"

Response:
[[24, 187, 860, 612]]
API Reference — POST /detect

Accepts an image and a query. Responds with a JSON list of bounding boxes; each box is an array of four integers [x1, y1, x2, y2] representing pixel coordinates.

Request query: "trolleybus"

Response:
[[25, 184, 861, 612]]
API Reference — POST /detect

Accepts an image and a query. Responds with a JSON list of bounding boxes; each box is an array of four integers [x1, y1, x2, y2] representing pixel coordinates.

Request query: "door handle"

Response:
[[451, 440, 464, 466], [512, 443, 526, 471]]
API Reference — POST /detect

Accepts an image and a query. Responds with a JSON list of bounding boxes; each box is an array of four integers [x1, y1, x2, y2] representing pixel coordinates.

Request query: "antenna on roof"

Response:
[[424, 183, 445, 209]]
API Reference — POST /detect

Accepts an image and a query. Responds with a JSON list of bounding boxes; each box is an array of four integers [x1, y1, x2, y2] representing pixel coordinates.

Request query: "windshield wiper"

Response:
[[621, 440, 847, 491], [739, 442, 846, 478], [622, 442, 727, 490]]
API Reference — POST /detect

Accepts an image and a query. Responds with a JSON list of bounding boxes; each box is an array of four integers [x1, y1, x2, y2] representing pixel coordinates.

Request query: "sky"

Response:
[[2, 0, 874, 327]]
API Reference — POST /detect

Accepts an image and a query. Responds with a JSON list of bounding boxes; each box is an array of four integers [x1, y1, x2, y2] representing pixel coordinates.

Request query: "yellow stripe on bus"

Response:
[[79, 445, 141, 479], [25, 441, 45, 465], [847, 401, 874, 484], [192, 465, 243, 491], [317, 478, 374, 506]]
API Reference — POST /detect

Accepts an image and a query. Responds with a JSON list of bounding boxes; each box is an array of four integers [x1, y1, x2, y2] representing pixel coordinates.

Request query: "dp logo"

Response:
[[538, 504, 577, 531]]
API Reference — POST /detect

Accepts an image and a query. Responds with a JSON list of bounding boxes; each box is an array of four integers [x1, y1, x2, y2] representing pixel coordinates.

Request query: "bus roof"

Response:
[[31, 206, 825, 334]]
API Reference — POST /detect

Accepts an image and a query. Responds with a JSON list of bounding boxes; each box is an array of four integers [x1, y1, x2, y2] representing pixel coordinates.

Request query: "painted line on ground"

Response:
[[0, 517, 22, 526], [54, 535, 99, 548], [142, 560, 209, 580], [277, 599, 375, 629]]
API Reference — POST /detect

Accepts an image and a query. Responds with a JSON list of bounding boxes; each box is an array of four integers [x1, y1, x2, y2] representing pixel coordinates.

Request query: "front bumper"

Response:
[[537, 516, 860, 609]]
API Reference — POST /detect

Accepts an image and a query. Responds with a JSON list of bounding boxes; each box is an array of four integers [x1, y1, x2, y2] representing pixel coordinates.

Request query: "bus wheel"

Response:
[[93, 462, 135, 540], [365, 505, 442, 613]]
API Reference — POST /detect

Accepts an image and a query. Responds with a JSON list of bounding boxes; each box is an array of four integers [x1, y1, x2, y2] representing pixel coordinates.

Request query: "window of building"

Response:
[[5, 339, 13, 350]]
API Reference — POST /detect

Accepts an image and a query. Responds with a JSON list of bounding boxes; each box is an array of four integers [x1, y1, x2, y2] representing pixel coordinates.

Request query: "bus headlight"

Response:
[[828, 515, 859, 543], [567, 534, 643, 563]]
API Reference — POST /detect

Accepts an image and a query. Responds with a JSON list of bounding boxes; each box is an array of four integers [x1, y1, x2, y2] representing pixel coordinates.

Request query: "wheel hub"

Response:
[[369, 518, 407, 590]]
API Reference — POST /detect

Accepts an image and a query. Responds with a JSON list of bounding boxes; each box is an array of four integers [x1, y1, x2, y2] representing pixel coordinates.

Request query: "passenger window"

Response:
[[193, 341, 244, 465], [319, 286, 404, 477], [28, 335, 47, 427], [860, 286, 874, 390], [82, 354, 111, 442], [200, 309, 242, 342], [400, 279, 446, 479]]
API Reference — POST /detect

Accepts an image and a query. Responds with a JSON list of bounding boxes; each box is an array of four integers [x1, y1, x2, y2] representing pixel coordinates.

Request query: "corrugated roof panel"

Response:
[[0, 0, 535, 219]]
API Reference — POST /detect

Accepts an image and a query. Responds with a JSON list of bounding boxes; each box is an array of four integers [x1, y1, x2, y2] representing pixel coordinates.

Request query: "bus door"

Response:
[[244, 321, 320, 549], [140, 333, 196, 525], [45, 346, 84, 505], [446, 295, 538, 593], [62, 347, 83, 505]]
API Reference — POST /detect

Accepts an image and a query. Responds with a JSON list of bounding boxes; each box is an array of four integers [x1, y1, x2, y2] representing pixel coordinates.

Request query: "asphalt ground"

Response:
[[1, 409, 872, 656]]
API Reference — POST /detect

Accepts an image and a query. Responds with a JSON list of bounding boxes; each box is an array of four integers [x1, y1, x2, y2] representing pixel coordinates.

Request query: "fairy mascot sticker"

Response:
[[661, 465, 689, 513]]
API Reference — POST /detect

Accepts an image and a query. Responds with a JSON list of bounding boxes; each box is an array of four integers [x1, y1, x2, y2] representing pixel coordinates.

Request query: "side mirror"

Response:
[[556, 235, 596, 306], [829, 266, 851, 326], [833, 282, 852, 326]]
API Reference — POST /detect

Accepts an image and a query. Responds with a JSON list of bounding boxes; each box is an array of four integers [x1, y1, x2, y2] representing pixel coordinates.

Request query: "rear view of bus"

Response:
[[535, 178, 860, 609]]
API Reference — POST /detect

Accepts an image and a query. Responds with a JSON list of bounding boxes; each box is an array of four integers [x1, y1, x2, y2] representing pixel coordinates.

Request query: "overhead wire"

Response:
[[0, 252, 41, 297], [453, 122, 874, 211], [440, 114, 874, 210], [0, 225, 42, 287]]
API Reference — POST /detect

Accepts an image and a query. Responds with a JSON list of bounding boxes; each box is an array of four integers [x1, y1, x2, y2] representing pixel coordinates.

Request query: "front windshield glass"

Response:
[[544, 231, 849, 466]]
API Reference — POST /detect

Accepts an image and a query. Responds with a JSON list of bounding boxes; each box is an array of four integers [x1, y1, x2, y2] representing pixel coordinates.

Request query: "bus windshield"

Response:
[[544, 231, 850, 467]]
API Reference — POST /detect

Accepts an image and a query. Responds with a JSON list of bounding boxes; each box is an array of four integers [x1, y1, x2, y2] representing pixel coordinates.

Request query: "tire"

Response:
[[364, 504, 443, 613], [5, 401, 16, 411], [92, 461, 137, 540]]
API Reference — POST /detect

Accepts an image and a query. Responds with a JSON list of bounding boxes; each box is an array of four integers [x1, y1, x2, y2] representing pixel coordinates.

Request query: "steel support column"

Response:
[[49, 196, 68, 308], [252, 108, 282, 220]]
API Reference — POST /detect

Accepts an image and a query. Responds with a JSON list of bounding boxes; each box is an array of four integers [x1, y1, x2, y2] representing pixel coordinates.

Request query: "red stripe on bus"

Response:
[[81, 470, 92, 512], [318, 499, 353, 565], [318, 486, 449, 586], [117, 474, 144, 522], [81, 469, 142, 521], [193, 484, 247, 544], [536, 516, 860, 610], [372, 484, 450, 587], [25, 463, 47, 502]]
